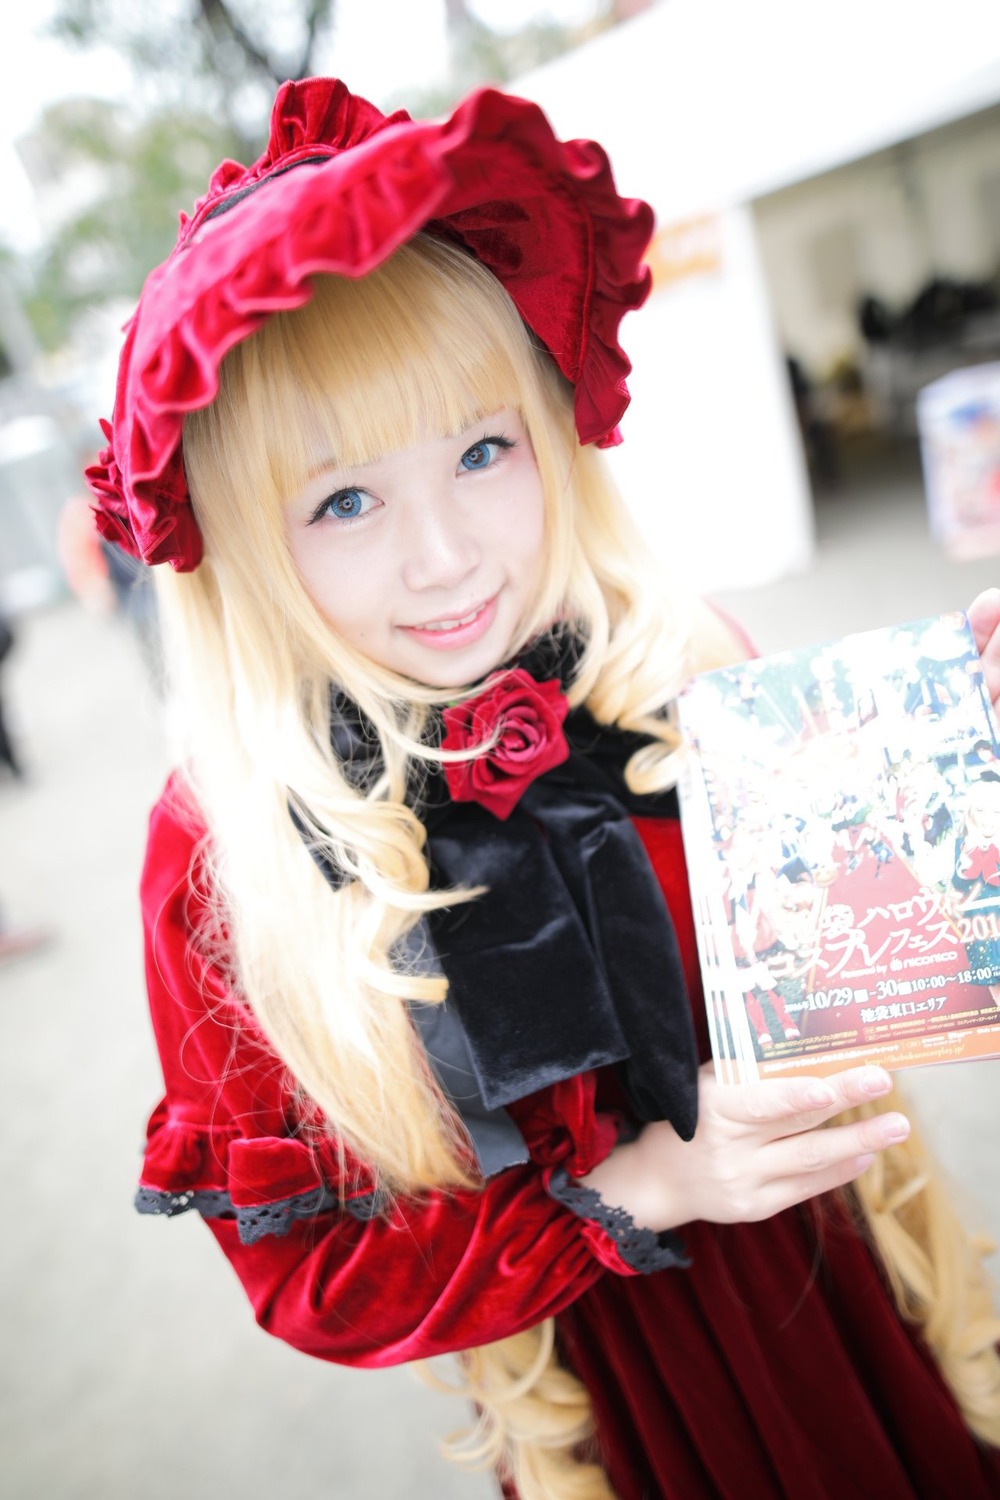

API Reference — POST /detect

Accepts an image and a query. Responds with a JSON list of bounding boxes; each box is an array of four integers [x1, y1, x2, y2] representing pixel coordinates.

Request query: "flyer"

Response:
[[677, 613, 1000, 1083]]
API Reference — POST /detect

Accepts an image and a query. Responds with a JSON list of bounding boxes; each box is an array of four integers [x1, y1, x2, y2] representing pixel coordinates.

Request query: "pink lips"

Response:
[[400, 594, 499, 650]]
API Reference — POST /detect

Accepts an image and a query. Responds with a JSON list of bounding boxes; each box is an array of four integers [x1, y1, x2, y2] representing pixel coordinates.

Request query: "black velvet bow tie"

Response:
[[309, 633, 699, 1170]]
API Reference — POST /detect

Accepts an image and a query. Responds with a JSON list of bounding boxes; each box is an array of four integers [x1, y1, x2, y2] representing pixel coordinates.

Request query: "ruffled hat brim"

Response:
[[87, 77, 653, 571]]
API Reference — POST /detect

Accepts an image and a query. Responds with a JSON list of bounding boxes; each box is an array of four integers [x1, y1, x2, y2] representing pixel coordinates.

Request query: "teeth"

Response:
[[418, 605, 482, 632]]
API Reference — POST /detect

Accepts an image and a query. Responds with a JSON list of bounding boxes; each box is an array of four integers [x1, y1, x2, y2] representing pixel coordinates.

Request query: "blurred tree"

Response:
[[50, 0, 337, 147], [451, 12, 608, 89], [22, 0, 639, 350], [403, 0, 618, 118], [19, 98, 242, 351], [18, 0, 338, 351]]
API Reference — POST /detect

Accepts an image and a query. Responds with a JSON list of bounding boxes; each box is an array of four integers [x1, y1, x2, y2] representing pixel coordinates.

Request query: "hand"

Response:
[[577, 1063, 909, 1233], [968, 589, 1000, 707]]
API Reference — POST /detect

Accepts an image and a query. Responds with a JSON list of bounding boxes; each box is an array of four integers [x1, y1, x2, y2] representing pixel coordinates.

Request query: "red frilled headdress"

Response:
[[86, 77, 654, 572]]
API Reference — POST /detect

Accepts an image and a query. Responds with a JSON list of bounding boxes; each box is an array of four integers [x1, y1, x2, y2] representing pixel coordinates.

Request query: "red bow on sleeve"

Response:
[[958, 843, 1000, 886]]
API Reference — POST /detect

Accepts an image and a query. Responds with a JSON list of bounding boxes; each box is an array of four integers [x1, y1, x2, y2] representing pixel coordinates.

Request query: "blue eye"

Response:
[[312, 487, 374, 524], [460, 435, 513, 472]]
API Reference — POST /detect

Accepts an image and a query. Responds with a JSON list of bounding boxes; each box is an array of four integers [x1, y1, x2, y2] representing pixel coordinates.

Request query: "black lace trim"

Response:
[[135, 1186, 232, 1220], [231, 1185, 340, 1244], [135, 1182, 379, 1243], [547, 1167, 690, 1274], [343, 1190, 381, 1221]]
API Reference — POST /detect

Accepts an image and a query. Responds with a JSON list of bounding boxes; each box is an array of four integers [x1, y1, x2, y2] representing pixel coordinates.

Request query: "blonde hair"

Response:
[[159, 233, 998, 1497], [847, 1098, 1000, 1448], [170, 235, 701, 1187]]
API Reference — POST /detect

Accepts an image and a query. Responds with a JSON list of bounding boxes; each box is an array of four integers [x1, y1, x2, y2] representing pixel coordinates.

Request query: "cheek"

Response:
[[289, 538, 380, 644], [506, 467, 547, 570]]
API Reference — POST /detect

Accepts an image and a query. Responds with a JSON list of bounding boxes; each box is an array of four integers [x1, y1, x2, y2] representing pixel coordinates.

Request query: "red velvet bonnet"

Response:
[[86, 77, 654, 571]]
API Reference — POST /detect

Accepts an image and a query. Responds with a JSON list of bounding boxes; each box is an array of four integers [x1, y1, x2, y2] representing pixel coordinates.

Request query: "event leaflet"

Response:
[[677, 613, 1000, 1082]]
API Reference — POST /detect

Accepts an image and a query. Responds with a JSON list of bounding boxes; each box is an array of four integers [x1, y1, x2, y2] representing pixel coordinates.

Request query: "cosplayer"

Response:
[[721, 817, 805, 1049], [89, 78, 1000, 1498]]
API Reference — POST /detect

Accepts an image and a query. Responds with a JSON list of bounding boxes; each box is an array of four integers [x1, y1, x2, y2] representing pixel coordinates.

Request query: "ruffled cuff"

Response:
[[134, 1103, 380, 1245], [546, 1166, 690, 1276]]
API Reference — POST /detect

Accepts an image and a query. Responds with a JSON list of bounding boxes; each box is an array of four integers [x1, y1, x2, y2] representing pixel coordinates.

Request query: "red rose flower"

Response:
[[441, 669, 571, 820]]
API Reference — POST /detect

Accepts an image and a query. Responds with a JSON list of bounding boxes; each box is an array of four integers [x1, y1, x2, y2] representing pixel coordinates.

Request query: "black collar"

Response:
[[301, 632, 698, 1171]]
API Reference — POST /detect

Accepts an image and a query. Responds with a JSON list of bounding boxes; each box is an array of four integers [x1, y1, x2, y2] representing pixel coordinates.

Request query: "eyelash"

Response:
[[308, 487, 372, 526], [460, 433, 515, 471], [307, 431, 517, 526]]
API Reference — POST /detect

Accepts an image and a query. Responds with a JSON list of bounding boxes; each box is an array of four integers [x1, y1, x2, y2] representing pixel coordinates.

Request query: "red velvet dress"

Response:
[[137, 780, 1000, 1499]]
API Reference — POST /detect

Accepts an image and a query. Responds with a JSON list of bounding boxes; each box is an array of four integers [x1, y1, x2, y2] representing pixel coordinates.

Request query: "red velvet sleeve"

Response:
[[138, 776, 640, 1371], [205, 1165, 609, 1367]]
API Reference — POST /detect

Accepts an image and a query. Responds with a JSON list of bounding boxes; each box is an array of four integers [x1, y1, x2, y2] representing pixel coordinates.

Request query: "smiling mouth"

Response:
[[399, 594, 500, 649], [409, 599, 492, 632]]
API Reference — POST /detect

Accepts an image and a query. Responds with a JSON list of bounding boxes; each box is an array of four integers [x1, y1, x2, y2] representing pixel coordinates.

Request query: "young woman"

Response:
[[89, 77, 1000, 1498]]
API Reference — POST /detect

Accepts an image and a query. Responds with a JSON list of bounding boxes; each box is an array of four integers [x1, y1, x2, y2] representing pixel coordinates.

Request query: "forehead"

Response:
[[273, 339, 524, 486]]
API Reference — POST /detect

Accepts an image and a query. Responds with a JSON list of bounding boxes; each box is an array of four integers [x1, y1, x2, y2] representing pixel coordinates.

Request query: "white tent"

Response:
[[517, 0, 1000, 589]]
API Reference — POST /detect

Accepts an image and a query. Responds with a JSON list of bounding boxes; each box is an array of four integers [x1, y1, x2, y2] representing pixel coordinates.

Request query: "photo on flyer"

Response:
[[678, 613, 1000, 1083]]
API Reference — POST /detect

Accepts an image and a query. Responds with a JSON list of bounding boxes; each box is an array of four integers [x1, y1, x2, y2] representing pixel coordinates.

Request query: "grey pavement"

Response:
[[2, 439, 999, 1499]]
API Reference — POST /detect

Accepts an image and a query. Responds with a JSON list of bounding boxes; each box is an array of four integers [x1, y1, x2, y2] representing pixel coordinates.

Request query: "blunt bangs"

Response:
[[230, 237, 545, 504]]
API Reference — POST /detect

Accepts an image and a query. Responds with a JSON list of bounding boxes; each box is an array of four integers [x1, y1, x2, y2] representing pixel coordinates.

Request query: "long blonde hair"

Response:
[[159, 233, 998, 1497], [169, 233, 701, 1186]]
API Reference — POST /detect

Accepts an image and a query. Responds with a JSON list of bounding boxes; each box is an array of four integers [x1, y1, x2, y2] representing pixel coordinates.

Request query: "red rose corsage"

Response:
[[441, 669, 570, 820]]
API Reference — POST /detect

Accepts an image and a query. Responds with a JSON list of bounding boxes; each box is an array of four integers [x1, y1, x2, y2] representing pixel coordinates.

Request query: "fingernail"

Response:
[[802, 1083, 836, 1108], [881, 1114, 910, 1144], [854, 1153, 876, 1173], [859, 1067, 892, 1096]]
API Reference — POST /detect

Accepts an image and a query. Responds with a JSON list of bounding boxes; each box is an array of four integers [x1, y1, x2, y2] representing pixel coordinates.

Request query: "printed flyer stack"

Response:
[[679, 613, 1000, 1082]]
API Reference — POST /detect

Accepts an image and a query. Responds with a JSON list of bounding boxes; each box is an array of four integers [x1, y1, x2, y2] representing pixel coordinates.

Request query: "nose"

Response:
[[401, 492, 481, 594]]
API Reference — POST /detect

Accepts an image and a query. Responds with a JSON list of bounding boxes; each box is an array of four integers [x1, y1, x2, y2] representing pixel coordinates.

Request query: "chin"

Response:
[[405, 639, 512, 692], [410, 658, 497, 692]]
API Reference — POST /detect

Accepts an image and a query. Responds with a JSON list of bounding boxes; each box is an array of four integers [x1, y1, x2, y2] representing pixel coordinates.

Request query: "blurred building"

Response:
[[754, 107, 1000, 435], [519, 0, 1000, 590]]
